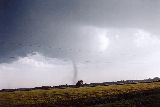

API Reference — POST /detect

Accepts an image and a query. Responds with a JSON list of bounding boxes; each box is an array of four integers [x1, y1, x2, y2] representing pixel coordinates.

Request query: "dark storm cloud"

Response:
[[0, 0, 79, 61], [1, 0, 160, 63]]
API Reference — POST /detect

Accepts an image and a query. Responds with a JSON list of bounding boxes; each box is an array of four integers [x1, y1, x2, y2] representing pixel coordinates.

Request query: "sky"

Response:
[[1, 0, 160, 89]]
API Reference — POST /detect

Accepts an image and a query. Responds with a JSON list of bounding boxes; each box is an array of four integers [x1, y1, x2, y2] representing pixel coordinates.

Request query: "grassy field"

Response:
[[1, 82, 160, 107]]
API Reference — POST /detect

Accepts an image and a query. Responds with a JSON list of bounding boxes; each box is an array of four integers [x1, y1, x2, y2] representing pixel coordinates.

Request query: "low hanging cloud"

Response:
[[0, 53, 73, 89], [134, 29, 160, 48], [79, 25, 110, 53]]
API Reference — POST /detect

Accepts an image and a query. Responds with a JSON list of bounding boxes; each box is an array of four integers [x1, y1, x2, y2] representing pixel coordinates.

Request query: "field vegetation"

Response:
[[1, 82, 160, 107]]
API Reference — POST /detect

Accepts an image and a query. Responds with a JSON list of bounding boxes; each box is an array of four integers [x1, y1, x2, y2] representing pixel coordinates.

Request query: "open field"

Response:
[[1, 82, 160, 107]]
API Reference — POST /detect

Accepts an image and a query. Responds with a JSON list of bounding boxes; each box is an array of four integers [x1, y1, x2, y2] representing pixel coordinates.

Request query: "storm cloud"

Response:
[[1, 0, 160, 88]]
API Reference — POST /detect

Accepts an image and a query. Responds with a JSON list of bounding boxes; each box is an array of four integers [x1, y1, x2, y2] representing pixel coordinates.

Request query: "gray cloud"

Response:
[[1, 0, 160, 60], [1, 0, 160, 88]]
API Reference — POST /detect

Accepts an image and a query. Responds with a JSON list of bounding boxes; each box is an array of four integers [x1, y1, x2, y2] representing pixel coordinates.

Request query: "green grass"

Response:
[[1, 82, 160, 107]]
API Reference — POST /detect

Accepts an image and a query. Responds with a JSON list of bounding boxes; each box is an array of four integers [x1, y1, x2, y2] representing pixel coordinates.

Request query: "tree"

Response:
[[76, 80, 83, 87]]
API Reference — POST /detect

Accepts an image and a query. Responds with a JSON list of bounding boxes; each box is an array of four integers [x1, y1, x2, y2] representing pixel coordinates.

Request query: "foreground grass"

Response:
[[1, 82, 160, 107], [92, 93, 160, 107]]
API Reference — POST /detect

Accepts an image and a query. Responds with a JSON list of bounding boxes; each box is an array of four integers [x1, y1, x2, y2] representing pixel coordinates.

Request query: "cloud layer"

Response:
[[1, 28, 160, 89], [1, 1, 160, 88]]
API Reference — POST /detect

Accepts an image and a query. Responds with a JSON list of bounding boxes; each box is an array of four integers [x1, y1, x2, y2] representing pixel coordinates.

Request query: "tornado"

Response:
[[72, 59, 78, 84]]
